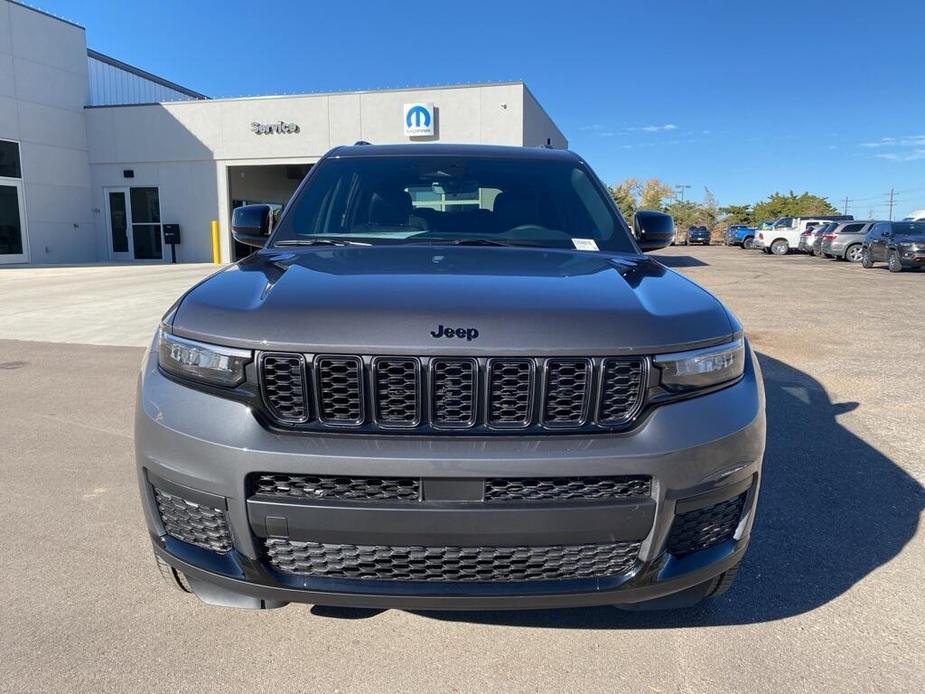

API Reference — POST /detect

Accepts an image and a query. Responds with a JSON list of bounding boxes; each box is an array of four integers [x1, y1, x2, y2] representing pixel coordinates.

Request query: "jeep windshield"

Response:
[[270, 155, 638, 253]]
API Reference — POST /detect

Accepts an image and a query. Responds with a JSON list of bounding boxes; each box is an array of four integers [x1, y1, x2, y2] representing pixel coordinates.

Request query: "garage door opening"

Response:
[[228, 164, 311, 260]]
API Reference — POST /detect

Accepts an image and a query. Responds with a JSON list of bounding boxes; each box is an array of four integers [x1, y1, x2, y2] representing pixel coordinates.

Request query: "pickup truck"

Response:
[[756, 216, 854, 255]]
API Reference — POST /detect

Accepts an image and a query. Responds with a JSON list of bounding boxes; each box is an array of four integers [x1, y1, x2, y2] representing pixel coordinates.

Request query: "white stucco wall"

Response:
[[0, 0, 94, 264], [86, 83, 568, 262]]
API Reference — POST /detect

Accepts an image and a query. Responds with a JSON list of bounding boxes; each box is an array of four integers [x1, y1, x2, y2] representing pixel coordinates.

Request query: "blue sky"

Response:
[[34, 0, 925, 217]]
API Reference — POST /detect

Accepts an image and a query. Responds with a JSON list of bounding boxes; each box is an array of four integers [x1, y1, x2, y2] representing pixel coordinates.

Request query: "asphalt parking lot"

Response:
[[1, 247, 922, 693]]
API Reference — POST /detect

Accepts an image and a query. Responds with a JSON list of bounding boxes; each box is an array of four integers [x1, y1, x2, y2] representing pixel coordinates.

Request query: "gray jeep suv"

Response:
[[136, 144, 765, 611]]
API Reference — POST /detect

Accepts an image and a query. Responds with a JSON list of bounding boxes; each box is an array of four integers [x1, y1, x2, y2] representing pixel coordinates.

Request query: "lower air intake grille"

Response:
[[154, 488, 232, 553], [253, 474, 420, 501], [266, 539, 641, 581], [667, 492, 747, 556], [485, 476, 651, 502]]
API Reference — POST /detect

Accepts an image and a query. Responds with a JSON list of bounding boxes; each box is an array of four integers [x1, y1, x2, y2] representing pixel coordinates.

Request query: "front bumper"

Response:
[[136, 341, 766, 610]]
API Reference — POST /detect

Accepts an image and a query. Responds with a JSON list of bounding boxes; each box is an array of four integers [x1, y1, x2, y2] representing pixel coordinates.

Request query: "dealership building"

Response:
[[0, 0, 567, 266]]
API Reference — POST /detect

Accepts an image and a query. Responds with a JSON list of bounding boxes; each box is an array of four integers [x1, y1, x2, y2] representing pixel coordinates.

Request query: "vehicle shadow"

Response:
[[411, 353, 924, 628], [654, 254, 710, 268]]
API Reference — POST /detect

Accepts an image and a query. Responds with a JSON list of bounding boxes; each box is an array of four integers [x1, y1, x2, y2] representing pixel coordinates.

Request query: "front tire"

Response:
[[845, 244, 863, 263], [888, 250, 903, 273], [743, 237, 754, 249], [862, 248, 874, 268], [616, 562, 741, 610], [771, 239, 789, 255]]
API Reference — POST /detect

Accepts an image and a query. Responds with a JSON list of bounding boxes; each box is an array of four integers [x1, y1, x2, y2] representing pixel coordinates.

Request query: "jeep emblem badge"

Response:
[[430, 324, 480, 341]]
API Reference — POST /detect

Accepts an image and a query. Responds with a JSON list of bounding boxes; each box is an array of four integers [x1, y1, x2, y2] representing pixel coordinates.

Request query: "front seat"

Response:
[[365, 190, 426, 230]]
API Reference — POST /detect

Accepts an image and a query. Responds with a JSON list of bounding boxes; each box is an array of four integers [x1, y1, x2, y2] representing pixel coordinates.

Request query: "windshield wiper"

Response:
[[275, 239, 370, 247], [421, 238, 515, 247]]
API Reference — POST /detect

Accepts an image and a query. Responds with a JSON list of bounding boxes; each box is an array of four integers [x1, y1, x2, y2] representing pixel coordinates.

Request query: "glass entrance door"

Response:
[[0, 182, 29, 265], [105, 186, 163, 261]]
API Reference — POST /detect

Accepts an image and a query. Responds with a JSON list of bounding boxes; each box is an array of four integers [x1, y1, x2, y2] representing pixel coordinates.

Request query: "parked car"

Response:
[[798, 221, 830, 254], [820, 220, 876, 262], [686, 225, 711, 245], [901, 209, 925, 222], [725, 225, 757, 248], [806, 222, 838, 256], [757, 216, 853, 255], [137, 143, 765, 612], [862, 220, 925, 272]]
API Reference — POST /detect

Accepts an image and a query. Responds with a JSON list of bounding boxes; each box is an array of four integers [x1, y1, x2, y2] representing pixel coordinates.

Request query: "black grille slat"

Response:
[[316, 357, 363, 423], [488, 359, 534, 426], [667, 493, 747, 556], [266, 539, 640, 581], [154, 488, 232, 553], [260, 353, 309, 422], [431, 359, 476, 427], [543, 359, 591, 425], [373, 358, 420, 425], [253, 474, 420, 501], [599, 358, 645, 425], [485, 476, 651, 502]]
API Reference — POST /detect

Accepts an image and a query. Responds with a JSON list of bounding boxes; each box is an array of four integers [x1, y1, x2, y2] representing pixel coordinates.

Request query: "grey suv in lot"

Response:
[[821, 220, 875, 262], [137, 144, 765, 611]]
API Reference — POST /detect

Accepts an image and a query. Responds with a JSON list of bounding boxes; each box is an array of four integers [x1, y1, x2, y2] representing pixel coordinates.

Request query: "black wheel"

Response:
[[861, 248, 874, 268], [888, 250, 903, 273], [707, 562, 741, 598], [616, 562, 742, 610], [770, 239, 789, 255], [155, 554, 192, 593], [743, 237, 754, 249], [845, 244, 863, 263]]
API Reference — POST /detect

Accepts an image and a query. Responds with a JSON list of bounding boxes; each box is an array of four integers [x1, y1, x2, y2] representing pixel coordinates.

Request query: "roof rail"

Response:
[[354, 140, 372, 146]]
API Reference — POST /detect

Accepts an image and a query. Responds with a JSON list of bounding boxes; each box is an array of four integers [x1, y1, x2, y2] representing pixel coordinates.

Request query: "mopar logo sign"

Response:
[[403, 102, 435, 137]]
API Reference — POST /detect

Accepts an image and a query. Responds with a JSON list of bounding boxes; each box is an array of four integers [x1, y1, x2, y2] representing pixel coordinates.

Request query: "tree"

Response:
[[609, 178, 639, 224], [701, 187, 719, 230], [752, 191, 838, 223], [719, 204, 754, 225], [639, 178, 674, 211]]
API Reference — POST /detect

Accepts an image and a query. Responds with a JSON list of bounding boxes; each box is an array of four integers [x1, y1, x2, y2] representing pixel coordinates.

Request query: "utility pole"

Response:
[[887, 188, 895, 220], [843, 195, 849, 215], [674, 184, 691, 202]]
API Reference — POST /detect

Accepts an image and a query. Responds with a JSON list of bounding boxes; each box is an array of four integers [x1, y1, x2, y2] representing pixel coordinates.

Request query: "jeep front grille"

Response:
[[258, 354, 647, 434], [265, 539, 641, 581]]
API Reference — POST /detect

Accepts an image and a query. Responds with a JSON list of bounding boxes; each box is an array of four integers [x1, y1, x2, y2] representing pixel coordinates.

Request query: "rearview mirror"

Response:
[[633, 210, 675, 252], [232, 204, 273, 248]]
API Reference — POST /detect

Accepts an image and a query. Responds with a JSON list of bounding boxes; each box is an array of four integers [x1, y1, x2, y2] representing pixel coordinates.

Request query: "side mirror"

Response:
[[232, 204, 273, 248], [633, 210, 675, 252]]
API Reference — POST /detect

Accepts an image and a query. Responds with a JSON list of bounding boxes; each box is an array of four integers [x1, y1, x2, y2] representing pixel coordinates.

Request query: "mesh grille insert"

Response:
[[373, 358, 420, 425], [486, 476, 651, 502], [266, 539, 640, 581], [154, 488, 232, 553], [253, 474, 420, 501], [543, 359, 591, 425], [260, 353, 308, 422], [599, 358, 645, 425], [488, 360, 533, 426], [667, 492, 747, 556], [431, 359, 476, 427], [316, 356, 363, 423]]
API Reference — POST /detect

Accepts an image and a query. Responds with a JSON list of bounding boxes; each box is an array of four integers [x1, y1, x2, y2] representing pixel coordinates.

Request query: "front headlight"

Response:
[[157, 330, 251, 387], [654, 338, 745, 392]]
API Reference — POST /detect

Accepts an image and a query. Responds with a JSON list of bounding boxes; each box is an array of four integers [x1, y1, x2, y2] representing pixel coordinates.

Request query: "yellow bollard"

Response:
[[210, 220, 220, 264]]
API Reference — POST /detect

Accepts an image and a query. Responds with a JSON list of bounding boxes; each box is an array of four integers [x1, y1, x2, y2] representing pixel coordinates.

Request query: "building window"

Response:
[[0, 140, 22, 179]]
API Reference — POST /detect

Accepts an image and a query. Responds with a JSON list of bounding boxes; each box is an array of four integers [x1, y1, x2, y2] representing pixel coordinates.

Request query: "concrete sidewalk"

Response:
[[0, 263, 220, 346]]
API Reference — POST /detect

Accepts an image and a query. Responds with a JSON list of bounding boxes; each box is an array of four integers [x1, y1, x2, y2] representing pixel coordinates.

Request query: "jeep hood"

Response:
[[170, 246, 735, 355]]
